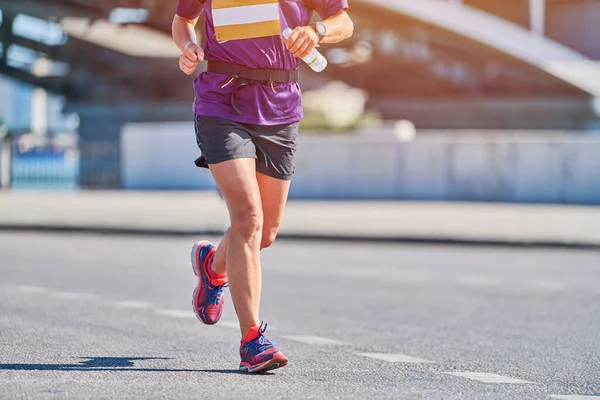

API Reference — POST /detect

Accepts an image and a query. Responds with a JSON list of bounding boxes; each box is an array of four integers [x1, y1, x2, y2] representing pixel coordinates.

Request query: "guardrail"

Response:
[[0, 129, 10, 190], [0, 132, 79, 189], [0, 132, 119, 190]]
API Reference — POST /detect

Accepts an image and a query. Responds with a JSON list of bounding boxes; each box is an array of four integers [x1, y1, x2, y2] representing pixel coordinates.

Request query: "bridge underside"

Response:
[[1, 0, 598, 131]]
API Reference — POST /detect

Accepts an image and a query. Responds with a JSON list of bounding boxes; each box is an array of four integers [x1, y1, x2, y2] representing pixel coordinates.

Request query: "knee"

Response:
[[231, 201, 263, 240], [260, 227, 279, 249]]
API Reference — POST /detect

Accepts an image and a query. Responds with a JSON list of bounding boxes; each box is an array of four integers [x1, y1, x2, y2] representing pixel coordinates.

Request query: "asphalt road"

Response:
[[0, 232, 599, 400]]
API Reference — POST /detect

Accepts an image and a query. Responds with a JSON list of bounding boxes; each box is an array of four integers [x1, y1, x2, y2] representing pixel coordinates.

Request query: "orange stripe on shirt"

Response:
[[215, 19, 281, 42]]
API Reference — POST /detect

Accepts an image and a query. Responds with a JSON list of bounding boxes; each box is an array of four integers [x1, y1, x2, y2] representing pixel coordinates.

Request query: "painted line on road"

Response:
[[52, 292, 99, 301], [531, 281, 568, 292], [115, 301, 154, 309], [393, 272, 433, 283], [12, 285, 268, 333], [17, 285, 50, 294], [282, 336, 348, 346], [549, 396, 600, 400], [154, 309, 197, 319], [358, 353, 435, 364], [442, 372, 534, 384], [152, 310, 245, 330], [142, 308, 260, 332], [150, 311, 275, 332], [217, 320, 279, 331], [454, 275, 500, 287], [15, 285, 97, 301]]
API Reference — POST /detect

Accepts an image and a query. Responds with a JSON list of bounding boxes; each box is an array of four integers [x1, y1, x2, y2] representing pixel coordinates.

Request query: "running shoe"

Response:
[[191, 240, 227, 325], [239, 323, 288, 373]]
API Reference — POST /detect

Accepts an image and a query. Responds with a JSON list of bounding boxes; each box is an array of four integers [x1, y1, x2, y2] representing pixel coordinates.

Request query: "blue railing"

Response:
[[0, 133, 82, 189], [11, 148, 79, 189]]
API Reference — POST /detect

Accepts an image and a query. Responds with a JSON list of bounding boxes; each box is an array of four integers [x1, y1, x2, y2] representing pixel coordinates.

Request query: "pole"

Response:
[[0, 130, 11, 190], [530, 0, 546, 36]]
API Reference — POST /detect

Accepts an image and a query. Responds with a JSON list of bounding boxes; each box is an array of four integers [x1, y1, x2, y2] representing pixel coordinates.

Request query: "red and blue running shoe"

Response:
[[239, 323, 288, 374], [191, 240, 227, 325]]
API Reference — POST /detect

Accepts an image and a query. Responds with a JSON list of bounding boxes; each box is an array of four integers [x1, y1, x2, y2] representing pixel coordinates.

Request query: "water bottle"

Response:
[[282, 28, 328, 73]]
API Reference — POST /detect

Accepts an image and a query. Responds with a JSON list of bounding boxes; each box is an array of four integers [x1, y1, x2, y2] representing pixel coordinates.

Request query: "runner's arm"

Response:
[[172, 0, 205, 74], [172, 14, 201, 51], [316, 9, 354, 44], [284, 7, 353, 59], [172, 0, 204, 51]]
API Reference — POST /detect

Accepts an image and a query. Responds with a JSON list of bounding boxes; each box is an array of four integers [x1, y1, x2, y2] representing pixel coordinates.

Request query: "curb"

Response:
[[1, 224, 599, 250]]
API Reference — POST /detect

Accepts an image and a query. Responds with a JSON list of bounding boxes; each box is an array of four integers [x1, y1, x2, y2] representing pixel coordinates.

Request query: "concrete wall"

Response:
[[121, 123, 600, 204], [121, 122, 216, 190], [291, 131, 600, 204]]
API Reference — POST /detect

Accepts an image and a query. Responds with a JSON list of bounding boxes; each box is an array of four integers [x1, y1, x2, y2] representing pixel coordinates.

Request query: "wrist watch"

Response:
[[313, 21, 327, 42]]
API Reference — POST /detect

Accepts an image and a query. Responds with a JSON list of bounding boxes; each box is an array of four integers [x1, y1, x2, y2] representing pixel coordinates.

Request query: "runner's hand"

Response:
[[283, 26, 319, 59], [179, 42, 205, 75]]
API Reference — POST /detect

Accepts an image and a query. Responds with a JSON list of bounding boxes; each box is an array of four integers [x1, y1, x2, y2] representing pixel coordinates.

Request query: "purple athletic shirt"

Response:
[[176, 0, 349, 126]]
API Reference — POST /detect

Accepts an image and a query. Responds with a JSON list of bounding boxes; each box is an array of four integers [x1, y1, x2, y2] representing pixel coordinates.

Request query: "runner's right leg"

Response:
[[207, 158, 263, 335]]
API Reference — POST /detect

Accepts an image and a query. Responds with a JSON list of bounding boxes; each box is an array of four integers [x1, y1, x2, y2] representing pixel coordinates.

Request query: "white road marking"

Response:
[[393, 271, 432, 283], [115, 301, 153, 309], [282, 336, 348, 346], [152, 310, 246, 330], [455, 275, 500, 287], [211, 320, 279, 331], [149, 314, 271, 332], [52, 292, 98, 300], [442, 372, 534, 384], [17, 285, 50, 294], [154, 309, 196, 319], [16, 286, 97, 301], [358, 353, 435, 363], [549, 396, 600, 400], [532, 281, 567, 292]]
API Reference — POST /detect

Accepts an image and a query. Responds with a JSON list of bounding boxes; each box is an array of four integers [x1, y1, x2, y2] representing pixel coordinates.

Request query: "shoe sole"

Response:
[[191, 240, 218, 325], [239, 354, 289, 374]]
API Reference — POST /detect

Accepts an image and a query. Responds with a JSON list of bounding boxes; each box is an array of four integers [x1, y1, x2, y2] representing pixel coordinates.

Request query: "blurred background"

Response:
[[1, 2, 599, 397], [0, 0, 599, 202]]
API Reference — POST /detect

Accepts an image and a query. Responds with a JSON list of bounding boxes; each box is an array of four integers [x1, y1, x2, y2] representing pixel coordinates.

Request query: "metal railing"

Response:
[[0, 131, 120, 190]]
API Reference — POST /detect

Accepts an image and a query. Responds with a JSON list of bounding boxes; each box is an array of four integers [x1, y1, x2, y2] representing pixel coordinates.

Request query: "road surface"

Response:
[[0, 232, 599, 399]]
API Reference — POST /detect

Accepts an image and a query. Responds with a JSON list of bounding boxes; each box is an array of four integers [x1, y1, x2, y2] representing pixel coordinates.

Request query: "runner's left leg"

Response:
[[210, 172, 291, 276], [256, 172, 291, 249]]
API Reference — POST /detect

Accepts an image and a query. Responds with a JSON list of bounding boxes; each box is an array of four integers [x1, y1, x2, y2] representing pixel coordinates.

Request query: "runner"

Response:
[[172, 0, 354, 373]]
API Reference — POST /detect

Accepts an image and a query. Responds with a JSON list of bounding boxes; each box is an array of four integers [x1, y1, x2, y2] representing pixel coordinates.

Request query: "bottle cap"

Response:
[[282, 28, 293, 39]]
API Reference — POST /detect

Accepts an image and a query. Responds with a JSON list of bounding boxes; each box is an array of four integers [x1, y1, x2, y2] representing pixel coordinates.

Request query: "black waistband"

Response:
[[207, 60, 299, 83]]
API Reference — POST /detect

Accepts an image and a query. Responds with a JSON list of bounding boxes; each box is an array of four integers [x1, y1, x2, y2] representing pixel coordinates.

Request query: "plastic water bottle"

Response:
[[282, 28, 328, 72]]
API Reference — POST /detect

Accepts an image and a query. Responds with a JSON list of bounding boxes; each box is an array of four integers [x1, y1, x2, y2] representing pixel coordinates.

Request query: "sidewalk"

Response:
[[0, 191, 599, 248]]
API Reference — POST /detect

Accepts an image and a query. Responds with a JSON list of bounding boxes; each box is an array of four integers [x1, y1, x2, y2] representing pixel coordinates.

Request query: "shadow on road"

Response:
[[0, 357, 241, 374]]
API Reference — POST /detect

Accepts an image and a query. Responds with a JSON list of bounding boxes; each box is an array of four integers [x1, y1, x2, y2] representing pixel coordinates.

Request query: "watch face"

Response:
[[316, 22, 327, 36]]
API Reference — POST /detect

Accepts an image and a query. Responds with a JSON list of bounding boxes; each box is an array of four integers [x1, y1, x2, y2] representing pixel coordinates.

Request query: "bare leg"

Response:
[[208, 158, 263, 335], [211, 173, 291, 273], [256, 172, 291, 249]]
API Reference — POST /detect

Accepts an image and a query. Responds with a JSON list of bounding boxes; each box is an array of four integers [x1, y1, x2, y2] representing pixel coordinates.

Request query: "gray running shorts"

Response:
[[194, 115, 299, 181]]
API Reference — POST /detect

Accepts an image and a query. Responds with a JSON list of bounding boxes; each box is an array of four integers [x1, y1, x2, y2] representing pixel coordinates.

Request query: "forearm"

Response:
[[172, 15, 201, 51], [319, 10, 354, 44]]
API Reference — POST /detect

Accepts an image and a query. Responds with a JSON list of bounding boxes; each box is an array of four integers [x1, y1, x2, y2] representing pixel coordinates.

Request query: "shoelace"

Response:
[[206, 281, 228, 305], [243, 322, 274, 354]]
